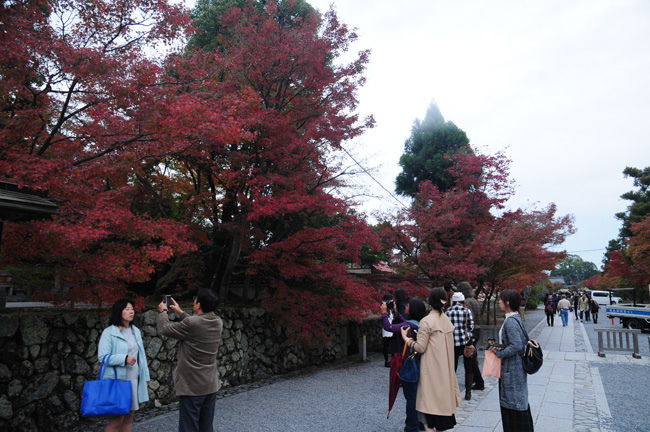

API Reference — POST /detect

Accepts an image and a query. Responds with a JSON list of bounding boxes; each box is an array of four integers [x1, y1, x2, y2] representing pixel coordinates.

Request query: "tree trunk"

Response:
[[217, 230, 244, 303]]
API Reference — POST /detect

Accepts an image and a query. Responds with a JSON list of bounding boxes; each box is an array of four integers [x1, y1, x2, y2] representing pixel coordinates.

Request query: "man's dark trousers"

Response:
[[179, 392, 217, 432]]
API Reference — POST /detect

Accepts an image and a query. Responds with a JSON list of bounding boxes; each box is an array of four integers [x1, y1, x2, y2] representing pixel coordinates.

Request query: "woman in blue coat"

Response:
[[489, 290, 533, 432], [98, 299, 150, 432]]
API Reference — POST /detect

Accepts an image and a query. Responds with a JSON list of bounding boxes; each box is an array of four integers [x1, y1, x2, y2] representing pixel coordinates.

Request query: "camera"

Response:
[[165, 295, 172, 309], [386, 300, 394, 311]]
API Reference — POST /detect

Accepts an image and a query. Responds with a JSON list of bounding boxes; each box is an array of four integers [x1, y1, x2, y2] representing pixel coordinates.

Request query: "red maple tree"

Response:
[[0, 0, 197, 305], [1, 0, 381, 341], [379, 150, 574, 316]]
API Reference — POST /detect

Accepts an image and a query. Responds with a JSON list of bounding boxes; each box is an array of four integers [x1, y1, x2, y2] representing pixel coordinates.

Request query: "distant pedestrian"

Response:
[[381, 294, 394, 367], [544, 296, 556, 326], [401, 288, 461, 432], [381, 298, 427, 432], [98, 299, 151, 432], [459, 282, 485, 392], [157, 289, 223, 432], [489, 290, 534, 432], [590, 298, 600, 324], [557, 295, 571, 326], [573, 292, 580, 320], [579, 293, 589, 322], [551, 293, 559, 313], [446, 292, 475, 400], [520, 293, 527, 321]]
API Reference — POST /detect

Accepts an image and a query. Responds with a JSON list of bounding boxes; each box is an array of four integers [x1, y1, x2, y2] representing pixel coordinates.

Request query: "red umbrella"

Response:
[[387, 341, 408, 418]]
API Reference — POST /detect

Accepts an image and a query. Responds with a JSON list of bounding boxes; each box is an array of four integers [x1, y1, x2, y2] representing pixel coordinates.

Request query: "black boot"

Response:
[[465, 374, 473, 400]]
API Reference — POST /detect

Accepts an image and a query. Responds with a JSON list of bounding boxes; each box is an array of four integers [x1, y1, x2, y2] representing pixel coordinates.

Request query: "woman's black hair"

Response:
[[428, 288, 447, 313], [394, 288, 409, 304], [109, 299, 135, 327], [196, 288, 219, 313], [382, 293, 393, 302], [408, 298, 426, 321], [457, 281, 473, 298], [500, 289, 521, 312]]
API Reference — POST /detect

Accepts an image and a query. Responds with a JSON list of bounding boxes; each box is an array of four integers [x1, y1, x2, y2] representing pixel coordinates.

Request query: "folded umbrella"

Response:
[[387, 341, 409, 418]]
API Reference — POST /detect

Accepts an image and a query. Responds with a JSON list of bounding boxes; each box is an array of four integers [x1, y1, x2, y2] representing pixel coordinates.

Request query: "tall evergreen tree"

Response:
[[395, 103, 472, 197], [616, 166, 650, 238]]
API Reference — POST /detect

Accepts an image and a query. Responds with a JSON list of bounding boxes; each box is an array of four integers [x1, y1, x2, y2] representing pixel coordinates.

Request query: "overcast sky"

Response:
[[296, 0, 650, 269]]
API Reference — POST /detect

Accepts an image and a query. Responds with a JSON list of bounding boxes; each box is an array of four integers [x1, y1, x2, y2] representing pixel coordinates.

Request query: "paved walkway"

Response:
[[452, 310, 650, 432], [82, 308, 649, 432]]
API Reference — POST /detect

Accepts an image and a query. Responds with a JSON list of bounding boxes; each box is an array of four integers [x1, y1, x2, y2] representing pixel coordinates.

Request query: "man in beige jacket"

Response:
[[158, 289, 223, 432]]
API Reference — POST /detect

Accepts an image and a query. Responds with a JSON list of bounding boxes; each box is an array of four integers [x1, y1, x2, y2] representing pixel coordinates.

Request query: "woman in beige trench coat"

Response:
[[402, 288, 462, 432]]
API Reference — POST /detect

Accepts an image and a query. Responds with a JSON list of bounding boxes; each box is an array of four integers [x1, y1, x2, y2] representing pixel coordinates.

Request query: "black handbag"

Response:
[[513, 318, 543, 374]]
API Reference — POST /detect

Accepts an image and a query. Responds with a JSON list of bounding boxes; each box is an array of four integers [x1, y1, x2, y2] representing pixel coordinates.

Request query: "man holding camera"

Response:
[[158, 289, 223, 432]]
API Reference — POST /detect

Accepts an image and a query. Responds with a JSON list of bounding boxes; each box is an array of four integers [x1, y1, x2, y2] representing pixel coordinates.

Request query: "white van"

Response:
[[587, 290, 623, 306]]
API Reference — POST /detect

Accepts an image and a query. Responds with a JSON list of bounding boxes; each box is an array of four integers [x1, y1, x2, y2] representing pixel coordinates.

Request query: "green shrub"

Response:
[[526, 298, 538, 310]]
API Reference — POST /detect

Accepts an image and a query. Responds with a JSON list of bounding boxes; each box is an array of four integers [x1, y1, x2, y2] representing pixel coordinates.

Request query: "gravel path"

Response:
[[131, 354, 409, 432], [581, 315, 650, 432], [78, 308, 548, 432]]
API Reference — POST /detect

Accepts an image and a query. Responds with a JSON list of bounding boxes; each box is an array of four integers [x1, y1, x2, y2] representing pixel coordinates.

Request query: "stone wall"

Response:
[[0, 308, 382, 432]]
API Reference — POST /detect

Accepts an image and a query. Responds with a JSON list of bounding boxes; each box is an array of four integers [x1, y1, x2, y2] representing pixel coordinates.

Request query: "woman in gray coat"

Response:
[[489, 290, 534, 432]]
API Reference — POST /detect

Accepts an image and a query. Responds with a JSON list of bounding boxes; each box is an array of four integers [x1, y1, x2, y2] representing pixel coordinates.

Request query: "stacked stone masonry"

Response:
[[0, 308, 382, 432]]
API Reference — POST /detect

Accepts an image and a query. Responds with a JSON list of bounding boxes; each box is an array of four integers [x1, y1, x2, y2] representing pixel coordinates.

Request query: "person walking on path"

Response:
[[445, 292, 475, 400], [573, 291, 580, 320], [98, 299, 151, 432], [157, 289, 223, 432], [551, 293, 559, 314], [544, 295, 556, 326], [489, 290, 534, 432], [381, 298, 427, 432], [590, 298, 600, 324], [401, 288, 461, 432], [557, 295, 571, 326], [458, 282, 485, 392], [578, 293, 590, 322]]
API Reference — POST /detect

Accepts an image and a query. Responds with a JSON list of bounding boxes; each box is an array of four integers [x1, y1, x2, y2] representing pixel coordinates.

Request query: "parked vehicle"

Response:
[[605, 305, 650, 330], [586, 290, 622, 306]]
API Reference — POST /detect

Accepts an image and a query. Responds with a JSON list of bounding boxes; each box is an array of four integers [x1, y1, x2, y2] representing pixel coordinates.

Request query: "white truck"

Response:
[[604, 288, 650, 330]]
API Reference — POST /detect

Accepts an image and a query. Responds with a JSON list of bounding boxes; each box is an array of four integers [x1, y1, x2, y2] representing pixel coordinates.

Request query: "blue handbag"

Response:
[[400, 320, 420, 383], [400, 351, 420, 383], [81, 354, 132, 417]]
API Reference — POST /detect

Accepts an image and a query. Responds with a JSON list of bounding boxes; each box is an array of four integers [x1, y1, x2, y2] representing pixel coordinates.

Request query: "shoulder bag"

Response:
[[81, 354, 132, 417], [400, 321, 420, 383], [513, 318, 543, 374]]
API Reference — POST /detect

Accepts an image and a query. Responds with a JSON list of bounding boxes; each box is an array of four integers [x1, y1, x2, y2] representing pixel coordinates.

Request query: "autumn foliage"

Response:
[[0, 0, 384, 340], [379, 150, 575, 305]]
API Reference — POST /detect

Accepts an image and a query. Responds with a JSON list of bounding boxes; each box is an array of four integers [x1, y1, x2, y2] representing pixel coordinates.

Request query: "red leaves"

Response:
[[1, 0, 378, 342], [380, 151, 575, 288]]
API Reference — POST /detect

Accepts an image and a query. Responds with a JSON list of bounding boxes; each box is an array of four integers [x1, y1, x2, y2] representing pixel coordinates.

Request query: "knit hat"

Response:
[[451, 292, 465, 303]]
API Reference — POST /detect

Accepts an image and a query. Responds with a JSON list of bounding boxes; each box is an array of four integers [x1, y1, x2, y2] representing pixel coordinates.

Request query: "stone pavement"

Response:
[[452, 310, 650, 432]]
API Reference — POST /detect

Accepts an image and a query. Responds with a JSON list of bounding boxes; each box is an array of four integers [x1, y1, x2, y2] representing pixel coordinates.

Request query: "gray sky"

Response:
[[303, 0, 650, 269]]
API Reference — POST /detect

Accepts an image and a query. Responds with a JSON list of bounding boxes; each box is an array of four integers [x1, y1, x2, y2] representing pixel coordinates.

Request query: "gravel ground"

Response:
[[581, 315, 650, 432], [130, 354, 411, 432], [593, 363, 650, 432], [79, 309, 547, 432]]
